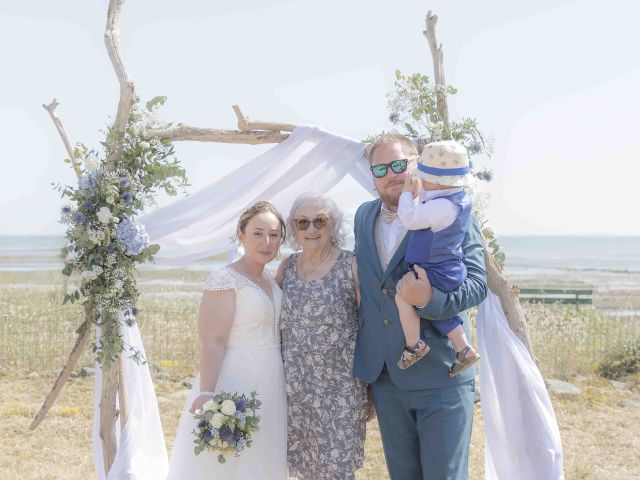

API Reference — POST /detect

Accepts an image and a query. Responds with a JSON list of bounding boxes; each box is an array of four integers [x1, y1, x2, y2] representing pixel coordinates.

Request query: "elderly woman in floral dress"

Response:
[[276, 193, 370, 480]]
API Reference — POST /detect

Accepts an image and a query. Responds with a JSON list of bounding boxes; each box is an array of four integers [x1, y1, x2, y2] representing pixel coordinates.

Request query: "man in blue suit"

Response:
[[353, 133, 488, 479]]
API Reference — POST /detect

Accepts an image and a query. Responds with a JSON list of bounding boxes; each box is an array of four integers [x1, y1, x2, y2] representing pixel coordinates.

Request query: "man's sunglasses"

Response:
[[370, 159, 409, 178], [293, 216, 330, 231]]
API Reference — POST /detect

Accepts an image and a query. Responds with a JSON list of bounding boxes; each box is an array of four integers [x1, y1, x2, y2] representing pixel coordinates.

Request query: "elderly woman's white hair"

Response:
[[287, 193, 346, 249]]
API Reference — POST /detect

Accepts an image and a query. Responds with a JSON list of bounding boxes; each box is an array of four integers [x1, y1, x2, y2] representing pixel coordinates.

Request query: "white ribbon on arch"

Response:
[[92, 125, 563, 479]]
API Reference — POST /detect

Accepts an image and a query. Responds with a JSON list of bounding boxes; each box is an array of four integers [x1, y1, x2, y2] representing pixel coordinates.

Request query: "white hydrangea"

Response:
[[211, 412, 225, 429], [84, 155, 100, 172], [220, 399, 236, 416], [96, 207, 113, 224]]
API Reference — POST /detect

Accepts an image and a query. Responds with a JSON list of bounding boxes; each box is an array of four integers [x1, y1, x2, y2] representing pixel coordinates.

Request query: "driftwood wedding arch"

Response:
[[31, 1, 534, 476]]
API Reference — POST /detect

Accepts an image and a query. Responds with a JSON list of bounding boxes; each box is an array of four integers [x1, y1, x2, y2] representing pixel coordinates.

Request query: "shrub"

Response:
[[595, 343, 640, 379]]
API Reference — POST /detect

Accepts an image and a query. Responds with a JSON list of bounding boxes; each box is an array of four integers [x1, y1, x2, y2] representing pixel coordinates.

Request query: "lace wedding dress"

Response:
[[166, 267, 287, 479]]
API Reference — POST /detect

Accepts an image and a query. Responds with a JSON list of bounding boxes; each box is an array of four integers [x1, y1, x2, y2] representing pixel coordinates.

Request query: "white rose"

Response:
[[202, 399, 218, 412], [106, 196, 115, 205], [96, 207, 113, 224], [211, 413, 225, 429], [220, 400, 236, 416]]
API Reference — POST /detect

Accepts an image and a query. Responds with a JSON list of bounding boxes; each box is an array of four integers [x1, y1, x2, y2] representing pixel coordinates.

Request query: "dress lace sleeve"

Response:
[[203, 268, 236, 292]]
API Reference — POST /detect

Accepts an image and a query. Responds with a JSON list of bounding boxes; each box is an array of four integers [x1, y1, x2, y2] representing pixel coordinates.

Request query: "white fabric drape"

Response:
[[477, 291, 564, 480], [93, 319, 169, 480], [139, 125, 372, 264]]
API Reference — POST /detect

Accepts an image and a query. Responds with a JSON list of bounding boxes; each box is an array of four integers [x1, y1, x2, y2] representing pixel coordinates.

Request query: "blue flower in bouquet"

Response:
[[61, 206, 72, 214], [202, 429, 214, 443], [78, 170, 100, 193], [235, 412, 246, 423], [236, 438, 246, 452], [234, 398, 247, 413], [73, 212, 86, 224], [116, 218, 150, 256], [119, 177, 130, 189], [121, 191, 133, 203], [233, 428, 243, 440], [83, 200, 95, 211], [219, 426, 233, 443]]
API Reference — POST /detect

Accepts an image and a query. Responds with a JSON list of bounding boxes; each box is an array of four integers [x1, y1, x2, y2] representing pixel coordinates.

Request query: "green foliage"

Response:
[[595, 343, 640, 379], [56, 96, 188, 365]]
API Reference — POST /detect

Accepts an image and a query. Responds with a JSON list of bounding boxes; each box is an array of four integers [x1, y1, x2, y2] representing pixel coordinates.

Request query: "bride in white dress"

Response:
[[167, 202, 288, 479]]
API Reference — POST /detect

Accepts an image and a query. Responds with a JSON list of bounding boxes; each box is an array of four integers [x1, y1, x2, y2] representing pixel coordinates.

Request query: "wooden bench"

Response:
[[518, 288, 593, 305]]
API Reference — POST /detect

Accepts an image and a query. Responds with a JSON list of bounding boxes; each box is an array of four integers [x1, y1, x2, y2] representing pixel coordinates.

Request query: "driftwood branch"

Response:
[[145, 124, 290, 144], [232, 105, 296, 133], [29, 327, 91, 430], [42, 100, 83, 179], [423, 11, 449, 126], [104, 0, 135, 167], [100, 357, 119, 472], [483, 244, 535, 358], [145, 105, 294, 144]]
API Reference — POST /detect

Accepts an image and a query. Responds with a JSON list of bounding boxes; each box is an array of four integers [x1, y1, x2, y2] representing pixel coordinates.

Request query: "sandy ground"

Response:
[[1, 371, 639, 480]]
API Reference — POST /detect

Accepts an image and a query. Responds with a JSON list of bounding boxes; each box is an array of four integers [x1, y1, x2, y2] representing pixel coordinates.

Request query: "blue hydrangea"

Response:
[[73, 212, 86, 224], [121, 192, 133, 203], [116, 218, 150, 256], [235, 412, 246, 423], [83, 200, 94, 211], [236, 438, 246, 451], [78, 170, 101, 193]]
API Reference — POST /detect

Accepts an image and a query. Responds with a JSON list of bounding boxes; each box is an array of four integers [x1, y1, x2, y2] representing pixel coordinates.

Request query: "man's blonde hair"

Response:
[[366, 133, 418, 164]]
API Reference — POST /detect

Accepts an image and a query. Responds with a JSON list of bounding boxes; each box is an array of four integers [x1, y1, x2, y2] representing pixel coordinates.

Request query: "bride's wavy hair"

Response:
[[234, 201, 286, 244]]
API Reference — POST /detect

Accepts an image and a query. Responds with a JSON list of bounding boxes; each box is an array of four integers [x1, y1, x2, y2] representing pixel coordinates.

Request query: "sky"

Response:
[[1, 0, 638, 236]]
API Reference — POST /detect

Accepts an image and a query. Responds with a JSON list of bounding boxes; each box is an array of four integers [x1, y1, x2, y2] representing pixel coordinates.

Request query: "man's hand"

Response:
[[397, 265, 432, 307]]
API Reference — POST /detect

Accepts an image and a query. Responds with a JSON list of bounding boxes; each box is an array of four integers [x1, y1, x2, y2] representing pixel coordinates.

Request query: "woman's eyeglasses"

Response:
[[370, 159, 408, 178], [293, 216, 330, 231]]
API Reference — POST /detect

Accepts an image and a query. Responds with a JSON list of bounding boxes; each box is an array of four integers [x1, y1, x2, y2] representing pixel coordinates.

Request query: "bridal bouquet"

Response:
[[192, 391, 262, 463]]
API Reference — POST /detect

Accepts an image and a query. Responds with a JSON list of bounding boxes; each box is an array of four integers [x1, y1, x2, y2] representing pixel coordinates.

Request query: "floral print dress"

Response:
[[280, 250, 368, 480]]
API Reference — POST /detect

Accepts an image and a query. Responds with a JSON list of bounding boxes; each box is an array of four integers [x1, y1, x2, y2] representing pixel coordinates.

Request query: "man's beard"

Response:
[[377, 185, 403, 210]]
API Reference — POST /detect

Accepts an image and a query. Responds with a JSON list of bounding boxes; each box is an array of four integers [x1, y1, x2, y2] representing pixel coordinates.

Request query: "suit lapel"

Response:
[[362, 200, 384, 280]]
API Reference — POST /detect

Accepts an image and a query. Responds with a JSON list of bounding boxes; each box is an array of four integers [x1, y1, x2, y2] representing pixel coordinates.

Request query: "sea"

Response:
[[1, 234, 639, 293]]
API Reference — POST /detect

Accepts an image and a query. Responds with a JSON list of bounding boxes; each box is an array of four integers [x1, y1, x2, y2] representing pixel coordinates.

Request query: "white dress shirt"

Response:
[[379, 210, 408, 261], [397, 187, 463, 233]]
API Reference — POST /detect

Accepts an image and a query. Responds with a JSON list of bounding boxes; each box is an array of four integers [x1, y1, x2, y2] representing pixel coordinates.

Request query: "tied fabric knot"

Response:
[[380, 205, 397, 224]]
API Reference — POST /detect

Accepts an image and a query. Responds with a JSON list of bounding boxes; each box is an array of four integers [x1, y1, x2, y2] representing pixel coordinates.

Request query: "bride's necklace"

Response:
[[300, 247, 334, 280]]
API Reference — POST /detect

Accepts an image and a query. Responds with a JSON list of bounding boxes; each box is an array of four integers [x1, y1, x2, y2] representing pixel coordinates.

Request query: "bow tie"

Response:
[[380, 206, 398, 224]]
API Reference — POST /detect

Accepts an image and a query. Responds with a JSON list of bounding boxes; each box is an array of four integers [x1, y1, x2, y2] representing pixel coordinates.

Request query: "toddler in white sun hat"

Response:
[[395, 140, 480, 376]]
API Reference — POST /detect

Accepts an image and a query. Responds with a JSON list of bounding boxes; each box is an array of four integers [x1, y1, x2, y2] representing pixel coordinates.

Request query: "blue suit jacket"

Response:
[[353, 198, 488, 390]]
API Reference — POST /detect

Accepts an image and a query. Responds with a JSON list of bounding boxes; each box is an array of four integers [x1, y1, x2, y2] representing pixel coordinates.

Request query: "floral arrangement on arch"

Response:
[[55, 96, 188, 364]]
